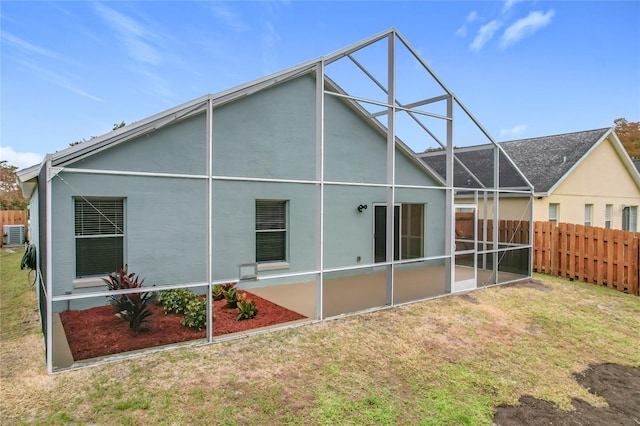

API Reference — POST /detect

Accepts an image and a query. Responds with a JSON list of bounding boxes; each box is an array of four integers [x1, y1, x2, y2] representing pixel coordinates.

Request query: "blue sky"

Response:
[[1, 1, 639, 169]]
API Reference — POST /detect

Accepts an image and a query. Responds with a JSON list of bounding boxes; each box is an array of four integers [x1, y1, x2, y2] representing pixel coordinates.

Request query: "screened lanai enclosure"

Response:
[[18, 29, 533, 372]]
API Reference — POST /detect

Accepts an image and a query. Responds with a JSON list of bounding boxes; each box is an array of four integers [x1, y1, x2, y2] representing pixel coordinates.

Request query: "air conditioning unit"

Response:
[[3, 225, 25, 246]]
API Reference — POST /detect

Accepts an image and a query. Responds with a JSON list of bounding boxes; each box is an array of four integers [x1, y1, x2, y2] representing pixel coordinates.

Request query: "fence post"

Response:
[[605, 228, 614, 288], [631, 235, 639, 296], [595, 227, 605, 285]]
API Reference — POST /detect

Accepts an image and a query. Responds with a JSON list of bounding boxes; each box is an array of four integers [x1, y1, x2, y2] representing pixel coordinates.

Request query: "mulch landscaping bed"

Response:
[[494, 363, 640, 425], [59, 290, 305, 361]]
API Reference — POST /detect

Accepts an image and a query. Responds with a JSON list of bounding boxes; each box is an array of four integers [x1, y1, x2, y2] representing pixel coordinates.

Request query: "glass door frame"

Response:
[[453, 204, 477, 292]]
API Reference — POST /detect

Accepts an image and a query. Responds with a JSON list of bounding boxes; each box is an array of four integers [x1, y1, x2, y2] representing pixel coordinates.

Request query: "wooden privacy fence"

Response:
[[455, 213, 530, 244], [534, 222, 639, 296], [0, 210, 28, 246]]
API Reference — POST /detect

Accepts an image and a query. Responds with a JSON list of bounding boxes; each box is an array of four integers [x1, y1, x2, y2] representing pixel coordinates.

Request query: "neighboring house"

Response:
[[420, 128, 640, 232], [17, 29, 532, 372]]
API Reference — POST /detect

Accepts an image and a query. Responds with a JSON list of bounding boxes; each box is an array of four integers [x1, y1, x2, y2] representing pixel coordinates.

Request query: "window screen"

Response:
[[256, 200, 287, 263], [605, 204, 612, 229], [623, 206, 638, 232], [584, 204, 593, 226], [548, 204, 559, 224], [75, 198, 124, 277]]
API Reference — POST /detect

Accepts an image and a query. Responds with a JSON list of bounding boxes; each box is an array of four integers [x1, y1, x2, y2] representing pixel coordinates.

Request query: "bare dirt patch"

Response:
[[59, 290, 305, 361], [494, 363, 640, 425], [503, 278, 551, 292]]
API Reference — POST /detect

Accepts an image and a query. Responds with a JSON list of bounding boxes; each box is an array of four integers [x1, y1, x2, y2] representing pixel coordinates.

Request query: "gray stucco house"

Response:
[[18, 29, 533, 372]]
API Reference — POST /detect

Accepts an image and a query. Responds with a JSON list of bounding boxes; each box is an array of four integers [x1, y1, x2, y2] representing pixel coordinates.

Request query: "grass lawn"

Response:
[[1, 247, 639, 425]]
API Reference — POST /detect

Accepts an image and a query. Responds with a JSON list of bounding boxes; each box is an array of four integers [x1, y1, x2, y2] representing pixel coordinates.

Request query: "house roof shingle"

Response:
[[419, 128, 611, 193], [499, 128, 610, 193]]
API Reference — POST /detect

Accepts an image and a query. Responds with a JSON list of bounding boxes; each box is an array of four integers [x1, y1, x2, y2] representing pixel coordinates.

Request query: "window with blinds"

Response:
[[548, 203, 559, 224], [605, 204, 612, 229], [256, 200, 287, 263], [623, 206, 638, 232], [75, 198, 124, 277], [584, 204, 593, 226]]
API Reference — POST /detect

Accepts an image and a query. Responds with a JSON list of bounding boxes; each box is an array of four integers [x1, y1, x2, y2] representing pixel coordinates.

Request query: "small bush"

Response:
[[158, 288, 195, 315], [212, 283, 235, 301], [236, 293, 258, 321], [103, 266, 156, 332], [223, 287, 238, 309], [180, 296, 208, 331]]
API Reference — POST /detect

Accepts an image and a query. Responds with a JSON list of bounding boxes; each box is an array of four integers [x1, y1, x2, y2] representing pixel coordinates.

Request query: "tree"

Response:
[[614, 118, 640, 160], [69, 121, 126, 146], [0, 161, 28, 210]]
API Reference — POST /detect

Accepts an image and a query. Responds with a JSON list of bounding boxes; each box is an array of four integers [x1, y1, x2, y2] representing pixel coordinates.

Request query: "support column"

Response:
[[206, 98, 214, 342], [45, 158, 53, 373], [445, 96, 454, 293], [385, 31, 396, 306], [315, 61, 325, 320]]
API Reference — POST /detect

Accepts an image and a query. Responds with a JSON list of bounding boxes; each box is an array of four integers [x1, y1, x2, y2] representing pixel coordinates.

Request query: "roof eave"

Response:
[[608, 130, 640, 189]]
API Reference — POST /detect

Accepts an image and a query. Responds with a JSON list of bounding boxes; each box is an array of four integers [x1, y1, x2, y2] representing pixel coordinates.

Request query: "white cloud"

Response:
[[455, 11, 478, 37], [94, 3, 164, 65], [502, 0, 522, 13], [15, 59, 105, 102], [1, 31, 60, 59], [261, 21, 281, 72], [470, 20, 501, 51], [210, 4, 249, 32], [500, 124, 527, 139], [0, 146, 44, 170], [500, 10, 555, 49]]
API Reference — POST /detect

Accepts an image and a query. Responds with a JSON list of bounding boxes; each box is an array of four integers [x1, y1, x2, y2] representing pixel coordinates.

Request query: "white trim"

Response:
[[52, 281, 211, 302], [62, 167, 208, 180], [73, 277, 107, 289], [257, 262, 290, 272]]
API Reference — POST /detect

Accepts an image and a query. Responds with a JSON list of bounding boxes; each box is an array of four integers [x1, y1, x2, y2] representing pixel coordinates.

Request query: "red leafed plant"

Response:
[[102, 265, 156, 332]]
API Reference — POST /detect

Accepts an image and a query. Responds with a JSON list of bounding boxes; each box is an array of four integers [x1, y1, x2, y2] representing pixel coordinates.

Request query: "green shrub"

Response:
[[158, 288, 195, 315], [212, 283, 235, 301], [236, 293, 258, 321], [223, 287, 238, 309], [103, 266, 156, 332], [180, 296, 208, 331]]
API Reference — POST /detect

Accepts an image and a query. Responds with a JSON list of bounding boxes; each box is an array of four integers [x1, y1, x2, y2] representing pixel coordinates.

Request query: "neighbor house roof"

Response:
[[634, 160, 640, 173], [418, 128, 640, 195], [499, 128, 610, 193]]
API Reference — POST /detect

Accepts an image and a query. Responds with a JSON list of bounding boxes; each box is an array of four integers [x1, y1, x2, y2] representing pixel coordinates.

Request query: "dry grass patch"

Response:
[[1, 245, 639, 425]]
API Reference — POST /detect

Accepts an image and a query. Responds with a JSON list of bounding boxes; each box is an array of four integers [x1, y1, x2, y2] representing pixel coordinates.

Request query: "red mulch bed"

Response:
[[59, 291, 306, 361]]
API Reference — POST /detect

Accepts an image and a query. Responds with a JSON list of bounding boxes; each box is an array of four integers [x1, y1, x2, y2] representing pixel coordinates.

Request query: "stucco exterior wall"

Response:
[[454, 195, 532, 222], [534, 137, 640, 229], [50, 173, 209, 299], [69, 113, 208, 175], [49, 73, 445, 302]]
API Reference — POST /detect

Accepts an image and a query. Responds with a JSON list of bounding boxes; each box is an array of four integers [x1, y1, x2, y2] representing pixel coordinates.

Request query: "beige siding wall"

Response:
[[455, 196, 532, 221], [533, 136, 640, 229]]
